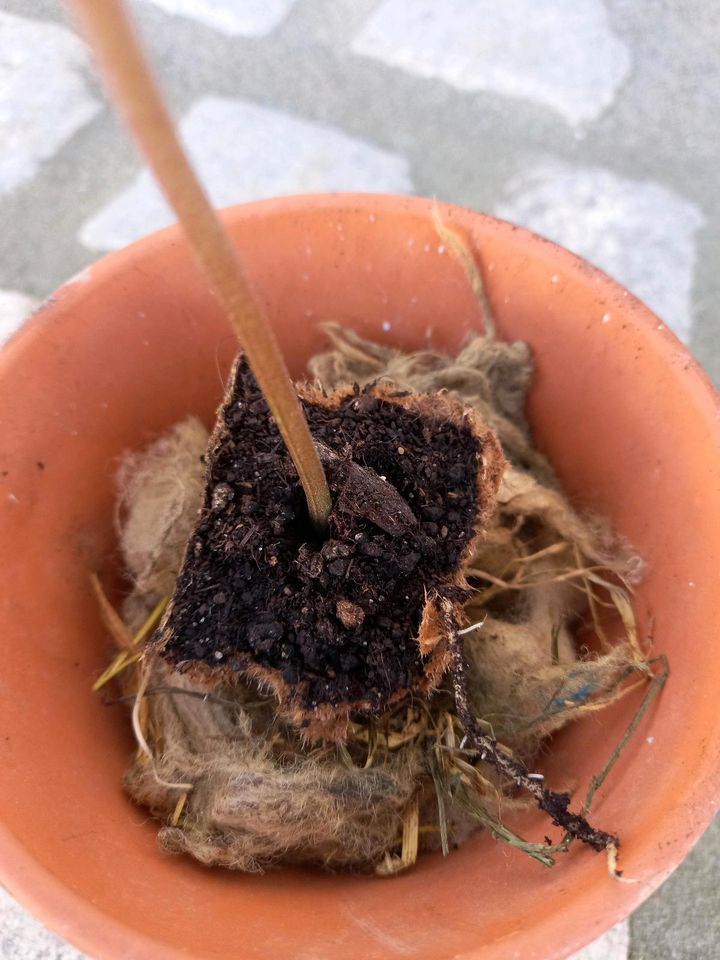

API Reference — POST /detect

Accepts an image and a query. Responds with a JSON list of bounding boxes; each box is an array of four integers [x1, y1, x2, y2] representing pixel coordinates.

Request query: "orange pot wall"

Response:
[[0, 195, 718, 960]]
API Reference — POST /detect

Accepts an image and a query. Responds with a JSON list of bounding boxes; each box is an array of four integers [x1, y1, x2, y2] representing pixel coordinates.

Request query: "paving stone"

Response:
[[79, 95, 414, 250], [570, 920, 630, 960], [351, 0, 631, 127], [0, 289, 37, 347], [135, 0, 299, 37], [0, 888, 83, 960], [0, 11, 101, 195], [496, 161, 703, 342]]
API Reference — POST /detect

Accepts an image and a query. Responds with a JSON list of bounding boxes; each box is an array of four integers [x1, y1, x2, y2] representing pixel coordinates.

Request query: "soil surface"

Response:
[[161, 359, 483, 711]]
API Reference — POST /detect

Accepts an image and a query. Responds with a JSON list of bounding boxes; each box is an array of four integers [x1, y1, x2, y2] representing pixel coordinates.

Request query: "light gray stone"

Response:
[[0, 11, 101, 195], [570, 920, 630, 960], [351, 0, 631, 127], [496, 161, 704, 342], [0, 888, 84, 960], [135, 0, 299, 37], [0, 289, 37, 347], [79, 95, 414, 250]]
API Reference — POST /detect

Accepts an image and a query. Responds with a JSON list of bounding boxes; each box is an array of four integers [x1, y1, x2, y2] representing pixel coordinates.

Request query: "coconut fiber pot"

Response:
[[1, 194, 719, 960]]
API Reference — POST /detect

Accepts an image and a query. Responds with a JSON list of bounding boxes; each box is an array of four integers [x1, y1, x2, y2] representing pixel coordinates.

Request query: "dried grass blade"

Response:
[[579, 656, 669, 816], [401, 795, 420, 867], [90, 573, 133, 651], [432, 205, 495, 338], [428, 749, 450, 856], [132, 594, 169, 647], [453, 788, 556, 868], [171, 792, 188, 826], [92, 650, 142, 692]]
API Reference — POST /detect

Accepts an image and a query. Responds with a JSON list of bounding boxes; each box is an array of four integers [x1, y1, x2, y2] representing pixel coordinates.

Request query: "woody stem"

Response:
[[68, 0, 332, 531]]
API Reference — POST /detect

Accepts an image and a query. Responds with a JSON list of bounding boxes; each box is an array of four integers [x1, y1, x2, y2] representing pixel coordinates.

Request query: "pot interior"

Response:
[[1, 194, 719, 960]]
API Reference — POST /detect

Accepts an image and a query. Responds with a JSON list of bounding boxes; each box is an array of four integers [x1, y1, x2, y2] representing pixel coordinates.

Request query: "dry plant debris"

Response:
[[92, 224, 666, 875]]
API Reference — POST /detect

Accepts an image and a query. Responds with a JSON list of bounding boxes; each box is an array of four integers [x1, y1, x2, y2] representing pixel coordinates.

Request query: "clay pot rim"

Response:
[[5, 192, 716, 404], [1, 192, 719, 960]]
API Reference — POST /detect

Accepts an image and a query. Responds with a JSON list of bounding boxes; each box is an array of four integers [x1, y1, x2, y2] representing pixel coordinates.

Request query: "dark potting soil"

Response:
[[161, 359, 483, 712]]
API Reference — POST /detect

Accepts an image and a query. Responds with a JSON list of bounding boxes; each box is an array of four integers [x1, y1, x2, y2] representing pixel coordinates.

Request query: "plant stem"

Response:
[[441, 599, 618, 853], [68, 0, 332, 531]]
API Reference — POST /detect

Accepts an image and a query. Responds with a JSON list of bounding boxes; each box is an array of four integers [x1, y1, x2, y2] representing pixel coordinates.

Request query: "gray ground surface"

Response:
[[0, 2, 717, 958]]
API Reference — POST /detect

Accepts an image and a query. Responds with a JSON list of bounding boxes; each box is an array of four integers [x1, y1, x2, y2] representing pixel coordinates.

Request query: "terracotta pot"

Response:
[[1, 194, 718, 960]]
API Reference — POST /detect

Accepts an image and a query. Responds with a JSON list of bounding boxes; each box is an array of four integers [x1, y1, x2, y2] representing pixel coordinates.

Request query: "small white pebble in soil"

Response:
[[551, 274, 560, 283], [369, 213, 376, 222], [437, 244, 446, 254], [602, 312, 612, 323], [214, 651, 223, 660], [397, 445, 405, 454], [382, 320, 392, 331], [688, 581, 696, 587], [647, 736, 655, 744]]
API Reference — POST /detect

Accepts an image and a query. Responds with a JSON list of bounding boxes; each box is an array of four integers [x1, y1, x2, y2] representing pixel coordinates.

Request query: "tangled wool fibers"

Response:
[[105, 324, 646, 874]]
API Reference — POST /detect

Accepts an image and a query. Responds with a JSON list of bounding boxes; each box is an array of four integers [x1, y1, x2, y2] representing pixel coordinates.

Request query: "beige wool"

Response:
[[113, 325, 639, 873]]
